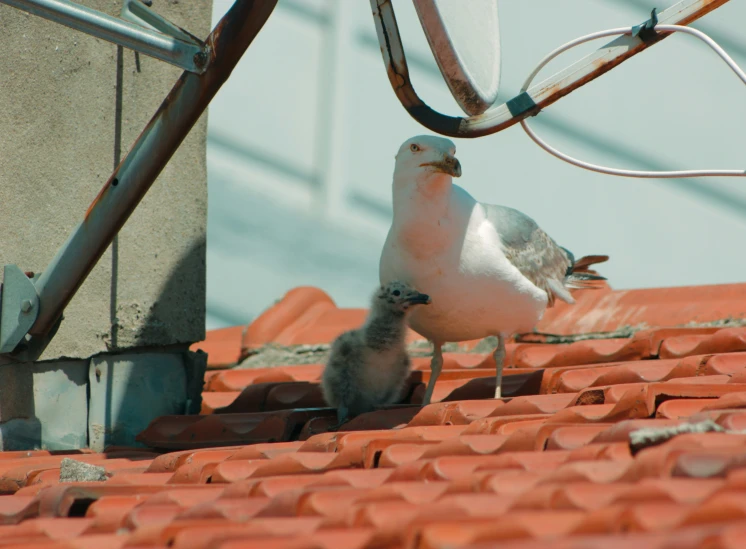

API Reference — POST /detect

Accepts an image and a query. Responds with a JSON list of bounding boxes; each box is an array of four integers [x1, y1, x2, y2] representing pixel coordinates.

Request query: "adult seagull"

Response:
[[379, 135, 608, 405]]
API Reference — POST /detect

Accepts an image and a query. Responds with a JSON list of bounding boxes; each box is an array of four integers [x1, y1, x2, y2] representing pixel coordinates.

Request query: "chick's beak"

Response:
[[406, 292, 431, 305]]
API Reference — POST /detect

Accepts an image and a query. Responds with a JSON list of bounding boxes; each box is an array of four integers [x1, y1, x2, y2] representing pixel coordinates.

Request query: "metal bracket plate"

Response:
[[413, 0, 502, 116], [0, 265, 40, 354]]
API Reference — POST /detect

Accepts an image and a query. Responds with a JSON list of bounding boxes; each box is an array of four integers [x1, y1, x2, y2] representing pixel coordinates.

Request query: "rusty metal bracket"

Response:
[[370, 0, 731, 138], [0, 266, 39, 354], [1, 0, 209, 73], [0, 0, 278, 363]]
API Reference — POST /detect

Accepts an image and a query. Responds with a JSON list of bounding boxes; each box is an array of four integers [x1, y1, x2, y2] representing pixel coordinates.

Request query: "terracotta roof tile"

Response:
[[658, 328, 746, 359], [8, 282, 746, 549], [536, 283, 746, 334], [137, 410, 337, 450], [513, 337, 653, 369], [200, 392, 239, 414], [190, 326, 245, 369], [207, 366, 323, 392]]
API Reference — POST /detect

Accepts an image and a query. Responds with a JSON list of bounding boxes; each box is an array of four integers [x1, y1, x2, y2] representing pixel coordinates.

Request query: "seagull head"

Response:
[[394, 135, 461, 181]]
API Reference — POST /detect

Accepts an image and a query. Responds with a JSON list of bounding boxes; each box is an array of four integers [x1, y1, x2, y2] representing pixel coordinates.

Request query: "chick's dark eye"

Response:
[[392, 290, 401, 296], [410, 144, 420, 152]]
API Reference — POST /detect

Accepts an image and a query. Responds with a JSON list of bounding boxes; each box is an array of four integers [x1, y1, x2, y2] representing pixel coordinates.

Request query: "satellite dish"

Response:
[[413, 0, 502, 116]]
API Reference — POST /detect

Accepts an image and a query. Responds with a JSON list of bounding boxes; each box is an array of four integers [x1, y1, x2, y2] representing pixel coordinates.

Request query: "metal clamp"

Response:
[[121, 0, 203, 48], [1, 0, 209, 73], [506, 92, 540, 118], [121, 0, 209, 70], [631, 8, 659, 43]]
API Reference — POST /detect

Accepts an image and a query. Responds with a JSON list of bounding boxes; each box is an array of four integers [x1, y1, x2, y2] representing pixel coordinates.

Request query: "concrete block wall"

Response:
[[0, 0, 212, 360], [0, 0, 214, 450]]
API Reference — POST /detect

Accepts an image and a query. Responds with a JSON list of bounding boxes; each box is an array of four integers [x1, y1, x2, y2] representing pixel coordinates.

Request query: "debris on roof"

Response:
[[3, 283, 746, 548], [59, 459, 107, 484]]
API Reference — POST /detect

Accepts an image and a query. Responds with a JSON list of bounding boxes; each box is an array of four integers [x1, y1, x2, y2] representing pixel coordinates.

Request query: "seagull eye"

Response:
[[392, 290, 401, 296], [410, 144, 420, 152]]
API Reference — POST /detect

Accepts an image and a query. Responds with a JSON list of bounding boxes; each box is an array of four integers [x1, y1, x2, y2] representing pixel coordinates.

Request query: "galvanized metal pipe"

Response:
[[27, 0, 279, 337], [1, 0, 207, 73], [370, 0, 731, 138]]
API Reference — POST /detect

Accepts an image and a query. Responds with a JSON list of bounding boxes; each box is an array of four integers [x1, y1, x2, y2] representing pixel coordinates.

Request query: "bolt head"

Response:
[[20, 300, 33, 313], [193, 51, 207, 69]]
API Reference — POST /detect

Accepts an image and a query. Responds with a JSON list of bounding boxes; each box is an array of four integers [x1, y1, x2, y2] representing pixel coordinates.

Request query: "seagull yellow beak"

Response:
[[420, 154, 462, 178]]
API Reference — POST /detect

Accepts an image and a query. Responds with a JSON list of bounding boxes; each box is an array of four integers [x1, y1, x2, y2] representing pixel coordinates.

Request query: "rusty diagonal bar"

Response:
[[370, 0, 730, 138], [20, 0, 278, 349]]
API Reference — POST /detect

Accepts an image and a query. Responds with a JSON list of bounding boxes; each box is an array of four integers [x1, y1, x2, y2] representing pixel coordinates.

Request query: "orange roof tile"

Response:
[[5, 283, 746, 548]]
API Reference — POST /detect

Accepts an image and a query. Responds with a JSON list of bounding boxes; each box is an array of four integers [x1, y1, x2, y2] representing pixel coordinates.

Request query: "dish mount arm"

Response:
[[369, 0, 731, 138]]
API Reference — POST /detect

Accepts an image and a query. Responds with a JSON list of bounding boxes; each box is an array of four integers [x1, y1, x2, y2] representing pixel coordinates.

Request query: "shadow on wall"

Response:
[[107, 235, 207, 351], [88, 235, 207, 452], [0, 360, 86, 451]]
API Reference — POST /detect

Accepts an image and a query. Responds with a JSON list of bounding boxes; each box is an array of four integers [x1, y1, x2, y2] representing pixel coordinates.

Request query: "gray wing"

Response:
[[483, 204, 574, 306]]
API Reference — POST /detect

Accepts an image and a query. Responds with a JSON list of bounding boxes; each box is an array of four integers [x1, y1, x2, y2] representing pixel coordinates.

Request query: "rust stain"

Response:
[[84, 180, 112, 222], [592, 58, 608, 71], [544, 82, 563, 98], [538, 49, 647, 114]]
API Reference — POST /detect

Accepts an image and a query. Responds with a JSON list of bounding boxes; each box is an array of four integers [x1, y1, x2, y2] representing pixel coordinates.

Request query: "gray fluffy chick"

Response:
[[321, 281, 431, 429]]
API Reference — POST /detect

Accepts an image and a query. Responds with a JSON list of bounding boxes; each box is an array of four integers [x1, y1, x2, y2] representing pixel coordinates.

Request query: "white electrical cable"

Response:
[[519, 24, 746, 178]]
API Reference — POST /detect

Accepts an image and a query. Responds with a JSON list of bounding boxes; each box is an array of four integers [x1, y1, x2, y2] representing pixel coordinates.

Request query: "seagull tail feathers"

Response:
[[565, 254, 609, 290], [572, 254, 609, 271]]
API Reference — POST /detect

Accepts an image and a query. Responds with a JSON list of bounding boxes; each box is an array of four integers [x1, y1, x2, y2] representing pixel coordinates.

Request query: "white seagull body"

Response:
[[379, 135, 608, 404]]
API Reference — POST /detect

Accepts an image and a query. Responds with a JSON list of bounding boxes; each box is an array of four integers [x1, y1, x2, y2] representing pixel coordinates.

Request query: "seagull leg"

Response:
[[493, 334, 506, 399], [421, 341, 443, 406]]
